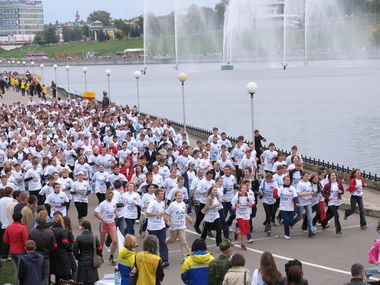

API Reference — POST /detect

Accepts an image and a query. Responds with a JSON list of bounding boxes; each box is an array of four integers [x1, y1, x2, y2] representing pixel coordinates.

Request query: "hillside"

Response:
[[0, 38, 143, 59]]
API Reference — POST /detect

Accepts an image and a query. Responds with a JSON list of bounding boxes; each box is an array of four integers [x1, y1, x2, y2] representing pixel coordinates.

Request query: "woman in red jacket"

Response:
[[321, 172, 344, 235], [344, 169, 367, 230]]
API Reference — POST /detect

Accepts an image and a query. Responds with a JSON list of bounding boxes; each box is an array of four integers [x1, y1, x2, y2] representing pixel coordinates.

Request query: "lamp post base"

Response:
[[221, 64, 234, 70]]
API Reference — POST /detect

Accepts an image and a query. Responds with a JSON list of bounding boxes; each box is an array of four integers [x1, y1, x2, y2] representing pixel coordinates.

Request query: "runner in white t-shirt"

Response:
[[45, 182, 69, 217], [95, 190, 118, 265], [122, 182, 142, 235], [165, 191, 191, 260], [278, 176, 299, 239]]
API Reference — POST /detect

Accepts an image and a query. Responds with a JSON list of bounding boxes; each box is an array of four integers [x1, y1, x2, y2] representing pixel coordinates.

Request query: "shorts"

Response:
[[102, 221, 116, 233], [237, 218, 250, 235]]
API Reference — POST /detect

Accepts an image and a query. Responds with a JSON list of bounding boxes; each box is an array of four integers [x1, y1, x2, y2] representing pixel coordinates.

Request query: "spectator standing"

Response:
[[208, 240, 233, 285], [0, 187, 13, 260], [252, 251, 282, 285], [279, 259, 309, 285], [134, 235, 165, 285], [344, 263, 367, 285], [118, 234, 137, 285], [223, 253, 251, 285], [74, 220, 101, 285], [3, 212, 28, 285], [181, 238, 214, 285], [29, 216, 57, 285], [21, 195, 37, 232], [18, 240, 44, 285]]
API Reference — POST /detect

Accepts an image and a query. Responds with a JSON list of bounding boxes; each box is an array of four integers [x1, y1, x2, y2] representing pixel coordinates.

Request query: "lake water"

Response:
[[24, 60, 380, 175]]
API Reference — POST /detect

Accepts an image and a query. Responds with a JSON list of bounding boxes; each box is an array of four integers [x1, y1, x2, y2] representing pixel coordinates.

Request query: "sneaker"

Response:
[[1, 258, 7, 262], [284, 235, 290, 240], [361, 225, 367, 230], [267, 231, 271, 236], [234, 231, 239, 241], [162, 262, 170, 268], [7, 256, 11, 261], [247, 238, 254, 244], [240, 244, 247, 251], [308, 232, 315, 238], [336, 231, 343, 235], [109, 257, 116, 265], [105, 245, 111, 253]]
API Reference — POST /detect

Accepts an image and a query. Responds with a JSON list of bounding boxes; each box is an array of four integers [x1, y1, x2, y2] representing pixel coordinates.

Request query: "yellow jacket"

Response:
[[136, 251, 161, 285]]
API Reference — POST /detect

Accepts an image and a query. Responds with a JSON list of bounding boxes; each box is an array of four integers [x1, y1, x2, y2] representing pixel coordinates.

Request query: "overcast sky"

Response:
[[42, 0, 220, 24]]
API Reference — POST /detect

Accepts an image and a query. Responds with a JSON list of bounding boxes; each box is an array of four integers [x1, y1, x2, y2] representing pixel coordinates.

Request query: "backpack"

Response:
[[368, 240, 380, 264]]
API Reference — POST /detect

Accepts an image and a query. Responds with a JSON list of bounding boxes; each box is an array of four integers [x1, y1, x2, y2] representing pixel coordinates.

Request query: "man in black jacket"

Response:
[[144, 143, 157, 170], [29, 217, 57, 285], [344, 263, 368, 285]]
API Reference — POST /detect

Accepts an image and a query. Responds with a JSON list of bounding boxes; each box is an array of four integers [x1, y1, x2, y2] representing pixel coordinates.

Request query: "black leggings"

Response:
[[263, 203, 276, 232], [74, 202, 88, 219], [194, 203, 205, 230], [201, 218, 222, 246], [96, 193, 105, 204]]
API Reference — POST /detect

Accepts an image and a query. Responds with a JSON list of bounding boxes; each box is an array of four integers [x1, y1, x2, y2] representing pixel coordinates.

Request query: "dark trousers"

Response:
[[148, 228, 168, 263], [345, 196, 366, 226], [194, 203, 205, 230], [68, 252, 78, 280], [235, 166, 242, 183], [222, 201, 236, 227], [201, 218, 222, 246], [218, 209, 229, 239], [30, 189, 43, 205], [125, 218, 136, 235], [74, 202, 88, 219], [96, 193, 105, 204], [323, 205, 341, 233], [0, 229, 9, 259], [302, 203, 321, 230], [281, 210, 297, 236], [263, 203, 276, 232]]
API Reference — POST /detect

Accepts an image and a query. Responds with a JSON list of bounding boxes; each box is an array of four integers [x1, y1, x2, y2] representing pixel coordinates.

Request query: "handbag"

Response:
[[92, 235, 104, 268]]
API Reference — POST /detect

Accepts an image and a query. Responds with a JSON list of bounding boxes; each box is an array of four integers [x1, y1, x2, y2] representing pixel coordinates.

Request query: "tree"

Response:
[[115, 29, 125, 40], [97, 31, 107, 42], [88, 10, 111, 26], [62, 27, 83, 42], [33, 31, 45, 45], [82, 25, 90, 39], [44, 25, 59, 44]]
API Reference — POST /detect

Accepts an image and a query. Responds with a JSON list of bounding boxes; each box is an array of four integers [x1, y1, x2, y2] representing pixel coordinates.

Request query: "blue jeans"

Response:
[[125, 218, 136, 235], [148, 228, 168, 263], [365, 266, 380, 279], [297, 204, 316, 235], [218, 209, 229, 239], [280, 211, 297, 236], [11, 253, 24, 285]]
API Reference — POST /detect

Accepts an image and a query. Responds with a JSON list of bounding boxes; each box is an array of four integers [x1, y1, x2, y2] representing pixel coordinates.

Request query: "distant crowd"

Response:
[[0, 72, 378, 285]]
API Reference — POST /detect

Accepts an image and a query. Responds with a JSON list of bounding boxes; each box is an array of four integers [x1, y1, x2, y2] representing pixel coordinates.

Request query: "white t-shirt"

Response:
[[141, 193, 156, 213], [328, 182, 342, 206], [197, 179, 215, 204], [296, 180, 313, 206], [71, 181, 91, 203], [95, 200, 116, 224], [261, 150, 278, 171], [259, 180, 278, 205], [352, 179, 364, 197], [122, 191, 142, 219], [204, 197, 220, 223], [25, 168, 43, 191], [167, 186, 189, 202], [146, 199, 166, 231], [92, 171, 109, 194], [222, 175, 236, 202], [45, 191, 69, 217], [165, 201, 187, 230], [279, 185, 298, 211], [231, 191, 255, 220]]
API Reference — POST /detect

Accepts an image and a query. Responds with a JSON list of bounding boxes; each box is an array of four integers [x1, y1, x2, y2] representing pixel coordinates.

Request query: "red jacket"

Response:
[[3, 221, 28, 254], [346, 178, 366, 193], [322, 181, 344, 201]]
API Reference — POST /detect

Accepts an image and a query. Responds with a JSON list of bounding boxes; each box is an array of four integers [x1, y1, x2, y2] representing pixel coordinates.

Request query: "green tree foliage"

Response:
[[62, 27, 83, 42], [33, 25, 59, 45], [115, 29, 125, 40], [88, 10, 111, 25]]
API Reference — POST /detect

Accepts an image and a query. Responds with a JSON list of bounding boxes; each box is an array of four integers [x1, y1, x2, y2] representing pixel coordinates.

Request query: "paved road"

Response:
[[3, 88, 379, 285]]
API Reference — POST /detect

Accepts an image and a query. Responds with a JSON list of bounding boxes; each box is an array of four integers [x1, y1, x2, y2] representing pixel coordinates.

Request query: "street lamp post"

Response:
[[246, 82, 258, 142], [82, 66, 88, 92], [65, 65, 71, 99], [31, 61, 35, 74], [105, 69, 111, 102], [133, 70, 141, 113], [53, 64, 58, 86], [178, 72, 188, 133], [40, 64, 44, 85]]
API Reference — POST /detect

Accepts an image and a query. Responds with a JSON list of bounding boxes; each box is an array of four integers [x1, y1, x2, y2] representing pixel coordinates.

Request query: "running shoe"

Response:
[[267, 230, 271, 236], [361, 225, 367, 230], [247, 238, 254, 244], [240, 244, 247, 251], [162, 262, 170, 268], [283, 235, 290, 240], [105, 245, 111, 253]]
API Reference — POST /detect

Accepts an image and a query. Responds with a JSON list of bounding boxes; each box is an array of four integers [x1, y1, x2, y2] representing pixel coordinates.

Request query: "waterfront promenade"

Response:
[[1, 88, 380, 285]]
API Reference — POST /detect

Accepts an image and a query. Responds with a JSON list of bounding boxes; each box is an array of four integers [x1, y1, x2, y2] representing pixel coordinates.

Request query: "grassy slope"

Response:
[[0, 260, 15, 285], [0, 37, 143, 59]]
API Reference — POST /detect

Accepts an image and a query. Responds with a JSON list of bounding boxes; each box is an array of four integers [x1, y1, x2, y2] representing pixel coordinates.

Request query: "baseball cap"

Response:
[[219, 240, 233, 252]]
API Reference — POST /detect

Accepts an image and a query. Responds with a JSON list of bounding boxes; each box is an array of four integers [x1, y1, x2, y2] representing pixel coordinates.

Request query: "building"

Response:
[[89, 20, 116, 41], [0, 0, 44, 37]]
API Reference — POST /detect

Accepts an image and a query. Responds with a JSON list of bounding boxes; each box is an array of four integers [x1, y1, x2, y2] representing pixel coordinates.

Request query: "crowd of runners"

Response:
[[0, 72, 378, 285]]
